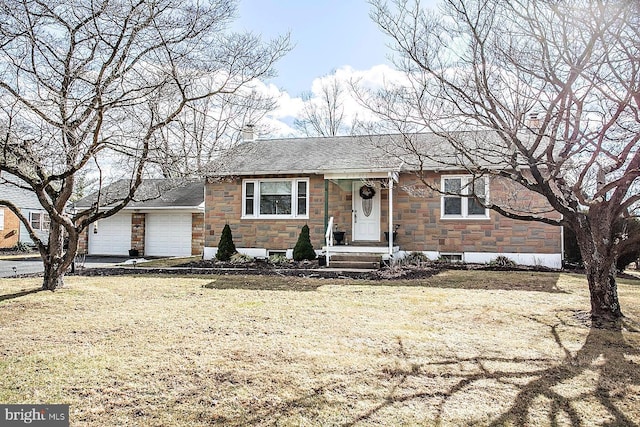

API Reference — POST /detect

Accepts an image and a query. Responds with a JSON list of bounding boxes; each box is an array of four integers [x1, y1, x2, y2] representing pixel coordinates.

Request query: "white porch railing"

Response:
[[325, 216, 334, 266]]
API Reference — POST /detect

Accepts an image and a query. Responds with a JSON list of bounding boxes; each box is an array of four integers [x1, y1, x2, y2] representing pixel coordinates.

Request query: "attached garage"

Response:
[[88, 213, 132, 255], [145, 212, 192, 257], [76, 180, 204, 258]]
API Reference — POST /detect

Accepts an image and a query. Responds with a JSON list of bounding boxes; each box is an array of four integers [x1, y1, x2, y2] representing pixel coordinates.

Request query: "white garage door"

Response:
[[145, 212, 192, 257], [88, 213, 132, 255]]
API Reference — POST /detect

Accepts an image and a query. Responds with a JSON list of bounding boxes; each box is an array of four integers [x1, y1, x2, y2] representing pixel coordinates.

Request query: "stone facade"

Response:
[[131, 213, 145, 254], [205, 175, 326, 251], [191, 212, 205, 256], [78, 228, 88, 254], [0, 207, 20, 249], [204, 172, 562, 256]]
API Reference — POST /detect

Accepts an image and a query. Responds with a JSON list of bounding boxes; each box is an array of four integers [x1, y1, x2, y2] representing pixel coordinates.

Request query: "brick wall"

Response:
[[191, 212, 204, 255], [205, 175, 326, 251], [0, 208, 20, 248], [78, 228, 88, 254], [204, 172, 562, 255], [131, 213, 145, 254], [390, 173, 561, 254]]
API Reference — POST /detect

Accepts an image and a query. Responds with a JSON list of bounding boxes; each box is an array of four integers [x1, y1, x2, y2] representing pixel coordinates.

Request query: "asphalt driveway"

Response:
[[0, 255, 130, 278]]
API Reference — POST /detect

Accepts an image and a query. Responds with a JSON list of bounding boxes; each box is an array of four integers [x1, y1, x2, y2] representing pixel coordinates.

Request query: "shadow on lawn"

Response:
[[346, 315, 640, 427], [208, 312, 640, 426], [0, 287, 43, 302]]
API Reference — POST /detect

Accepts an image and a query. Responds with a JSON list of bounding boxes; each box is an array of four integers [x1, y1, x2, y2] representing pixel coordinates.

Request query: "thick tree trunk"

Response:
[[574, 215, 624, 324], [584, 259, 623, 323], [42, 258, 65, 290], [41, 221, 68, 291]]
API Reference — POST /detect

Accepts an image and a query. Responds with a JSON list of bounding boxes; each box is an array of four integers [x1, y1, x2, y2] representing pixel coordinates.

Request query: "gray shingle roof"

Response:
[[208, 131, 507, 176], [0, 173, 44, 210], [74, 179, 204, 209]]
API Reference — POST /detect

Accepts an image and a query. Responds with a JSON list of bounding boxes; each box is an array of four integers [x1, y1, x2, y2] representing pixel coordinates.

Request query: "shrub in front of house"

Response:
[[230, 252, 253, 264], [488, 255, 517, 268], [216, 224, 237, 261], [400, 251, 431, 266], [293, 224, 316, 261], [269, 254, 290, 266]]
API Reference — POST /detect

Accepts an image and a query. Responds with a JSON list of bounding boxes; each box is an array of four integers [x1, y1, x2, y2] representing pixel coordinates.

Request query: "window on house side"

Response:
[[441, 176, 489, 219], [30, 212, 42, 230], [243, 179, 309, 219], [28, 211, 50, 230], [245, 182, 255, 216], [42, 213, 51, 230]]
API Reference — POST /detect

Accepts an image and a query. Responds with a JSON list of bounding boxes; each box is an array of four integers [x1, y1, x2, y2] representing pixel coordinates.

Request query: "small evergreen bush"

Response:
[[293, 224, 316, 261], [216, 224, 237, 261]]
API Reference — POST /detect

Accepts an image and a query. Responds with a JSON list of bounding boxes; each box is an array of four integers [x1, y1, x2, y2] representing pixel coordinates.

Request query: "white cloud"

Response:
[[253, 64, 410, 138]]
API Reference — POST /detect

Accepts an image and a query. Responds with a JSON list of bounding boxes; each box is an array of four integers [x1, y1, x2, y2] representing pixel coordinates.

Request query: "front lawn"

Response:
[[1, 271, 639, 426]]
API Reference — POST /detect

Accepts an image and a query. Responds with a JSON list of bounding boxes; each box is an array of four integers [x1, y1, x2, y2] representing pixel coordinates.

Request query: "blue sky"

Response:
[[233, 0, 395, 96]]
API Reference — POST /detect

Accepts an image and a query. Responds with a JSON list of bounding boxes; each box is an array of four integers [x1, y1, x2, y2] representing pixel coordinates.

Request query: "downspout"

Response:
[[388, 172, 394, 261], [324, 179, 329, 235]]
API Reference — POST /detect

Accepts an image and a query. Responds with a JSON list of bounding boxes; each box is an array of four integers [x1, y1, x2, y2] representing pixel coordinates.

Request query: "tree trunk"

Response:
[[42, 258, 65, 290], [41, 221, 67, 291], [575, 218, 624, 324], [584, 259, 623, 324]]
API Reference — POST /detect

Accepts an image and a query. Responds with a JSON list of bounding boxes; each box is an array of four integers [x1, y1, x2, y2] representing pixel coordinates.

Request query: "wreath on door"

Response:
[[359, 185, 376, 200]]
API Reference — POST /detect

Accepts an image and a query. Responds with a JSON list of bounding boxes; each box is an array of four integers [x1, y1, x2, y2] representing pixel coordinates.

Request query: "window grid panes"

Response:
[[442, 176, 488, 218], [243, 179, 309, 218], [297, 181, 307, 215], [245, 182, 254, 215], [30, 212, 41, 230], [42, 213, 50, 230]]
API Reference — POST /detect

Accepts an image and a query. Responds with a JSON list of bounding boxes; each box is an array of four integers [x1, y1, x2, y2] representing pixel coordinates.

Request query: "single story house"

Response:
[[75, 179, 204, 257], [204, 133, 563, 268], [0, 173, 50, 248]]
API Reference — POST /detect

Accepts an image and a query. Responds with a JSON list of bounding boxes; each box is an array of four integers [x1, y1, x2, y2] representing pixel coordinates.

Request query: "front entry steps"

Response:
[[328, 254, 382, 270]]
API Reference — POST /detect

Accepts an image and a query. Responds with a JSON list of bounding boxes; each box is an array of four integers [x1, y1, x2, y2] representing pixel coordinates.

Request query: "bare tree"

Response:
[[364, 0, 640, 323], [0, 0, 290, 290], [149, 83, 278, 178], [294, 75, 351, 136]]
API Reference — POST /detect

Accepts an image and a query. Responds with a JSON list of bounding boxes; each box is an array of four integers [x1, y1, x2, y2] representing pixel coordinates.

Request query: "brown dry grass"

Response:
[[1, 271, 639, 426]]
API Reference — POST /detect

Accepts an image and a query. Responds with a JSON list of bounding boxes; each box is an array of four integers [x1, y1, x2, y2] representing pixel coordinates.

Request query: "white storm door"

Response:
[[145, 212, 192, 257], [352, 182, 380, 241], [88, 213, 132, 255]]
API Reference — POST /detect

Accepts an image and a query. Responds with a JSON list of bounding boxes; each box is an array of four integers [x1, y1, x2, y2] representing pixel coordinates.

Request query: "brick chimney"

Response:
[[241, 124, 255, 143]]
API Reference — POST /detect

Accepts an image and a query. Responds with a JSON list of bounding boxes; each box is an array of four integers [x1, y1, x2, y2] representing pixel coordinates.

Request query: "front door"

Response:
[[352, 181, 380, 241]]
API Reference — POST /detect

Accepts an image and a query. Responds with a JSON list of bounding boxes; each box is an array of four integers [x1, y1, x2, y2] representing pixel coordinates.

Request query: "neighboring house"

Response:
[[0, 173, 50, 248], [75, 180, 205, 257], [204, 133, 563, 268]]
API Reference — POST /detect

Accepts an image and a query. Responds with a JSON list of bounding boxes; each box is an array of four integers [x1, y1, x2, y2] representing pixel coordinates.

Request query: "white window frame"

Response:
[[29, 211, 51, 230], [242, 178, 309, 219], [440, 175, 490, 219]]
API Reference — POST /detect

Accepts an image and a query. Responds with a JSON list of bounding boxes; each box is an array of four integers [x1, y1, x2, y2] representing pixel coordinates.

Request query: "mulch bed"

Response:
[[74, 258, 573, 281]]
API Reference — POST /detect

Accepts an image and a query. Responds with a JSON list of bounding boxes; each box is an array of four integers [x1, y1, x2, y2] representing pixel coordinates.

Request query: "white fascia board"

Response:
[[323, 171, 392, 180], [216, 168, 394, 177]]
